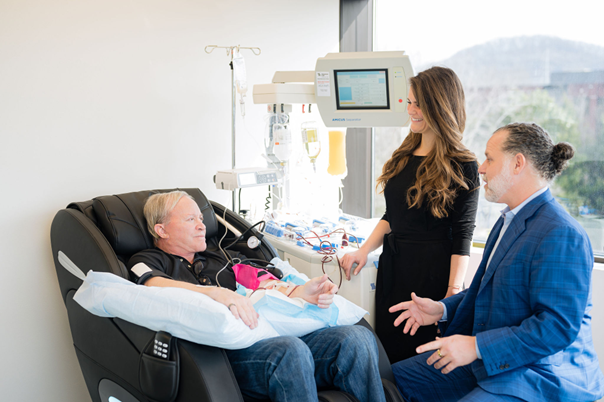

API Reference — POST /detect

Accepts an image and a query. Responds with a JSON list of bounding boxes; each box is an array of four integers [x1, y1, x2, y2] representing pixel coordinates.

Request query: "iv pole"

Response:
[[205, 45, 261, 211]]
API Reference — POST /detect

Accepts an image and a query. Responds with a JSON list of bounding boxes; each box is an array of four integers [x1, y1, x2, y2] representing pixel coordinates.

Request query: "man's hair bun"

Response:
[[551, 142, 574, 176]]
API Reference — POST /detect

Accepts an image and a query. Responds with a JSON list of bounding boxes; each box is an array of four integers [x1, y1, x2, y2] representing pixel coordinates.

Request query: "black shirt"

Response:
[[381, 156, 480, 256], [127, 247, 247, 291]]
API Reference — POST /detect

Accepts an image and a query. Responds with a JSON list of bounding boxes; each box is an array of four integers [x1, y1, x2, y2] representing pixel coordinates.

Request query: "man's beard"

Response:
[[483, 159, 514, 203]]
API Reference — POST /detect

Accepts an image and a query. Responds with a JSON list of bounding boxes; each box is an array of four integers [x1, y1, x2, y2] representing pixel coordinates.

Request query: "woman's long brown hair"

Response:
[[376, 66, 477, 219]]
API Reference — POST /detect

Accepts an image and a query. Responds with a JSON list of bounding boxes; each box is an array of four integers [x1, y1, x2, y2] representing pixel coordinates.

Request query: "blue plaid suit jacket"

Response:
[[441, 189, 604, 402]]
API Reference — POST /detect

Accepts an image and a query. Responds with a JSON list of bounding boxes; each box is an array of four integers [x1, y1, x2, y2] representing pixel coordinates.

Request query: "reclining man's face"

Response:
[[161, 197, 207, 254]]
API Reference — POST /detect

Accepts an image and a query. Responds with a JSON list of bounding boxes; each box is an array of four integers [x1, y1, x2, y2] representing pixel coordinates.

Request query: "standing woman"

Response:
[[341, 67, 480, 364]]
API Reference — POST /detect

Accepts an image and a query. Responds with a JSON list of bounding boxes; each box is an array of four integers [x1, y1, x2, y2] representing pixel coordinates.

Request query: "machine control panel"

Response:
[[214, 167, 281, 190]]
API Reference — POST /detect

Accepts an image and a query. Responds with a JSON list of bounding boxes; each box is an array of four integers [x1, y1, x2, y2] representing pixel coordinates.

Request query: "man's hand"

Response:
[[340, 249, 368, 280], [293, 274, 338, 308], [389, 292, 444, 335], [417, 335, 478, 374], [208, 287, 259, 329]]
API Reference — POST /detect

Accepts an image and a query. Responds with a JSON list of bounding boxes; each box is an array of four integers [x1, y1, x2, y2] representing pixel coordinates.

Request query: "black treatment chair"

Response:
[[50, 188, 404, 402]]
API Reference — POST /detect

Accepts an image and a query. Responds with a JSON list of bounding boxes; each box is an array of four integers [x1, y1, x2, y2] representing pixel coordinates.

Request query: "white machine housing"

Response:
[[252, 52, 414, 128], [214, 167, 280, 191], [314, 51, 413, 127], [252, 71, 316, 105]]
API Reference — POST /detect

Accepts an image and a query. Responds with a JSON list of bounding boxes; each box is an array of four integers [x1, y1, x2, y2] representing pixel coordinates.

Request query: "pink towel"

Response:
[[231, 264, 279, 290]]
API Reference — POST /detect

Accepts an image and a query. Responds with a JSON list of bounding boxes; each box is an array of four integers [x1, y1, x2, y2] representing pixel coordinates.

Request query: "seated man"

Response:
[[127, 190, 386, 402], [389, 122, 604, 402]]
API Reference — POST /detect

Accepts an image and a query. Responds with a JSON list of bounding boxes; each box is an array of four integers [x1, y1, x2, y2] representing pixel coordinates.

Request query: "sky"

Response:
[[375, 0, 604, 65]]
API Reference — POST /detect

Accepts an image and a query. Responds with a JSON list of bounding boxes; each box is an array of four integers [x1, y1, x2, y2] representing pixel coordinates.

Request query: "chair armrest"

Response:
[[113, 317, 245, 402], [318, 390, 359, 402], [382, 379, 405, 402], [175, 340, 244, 402]]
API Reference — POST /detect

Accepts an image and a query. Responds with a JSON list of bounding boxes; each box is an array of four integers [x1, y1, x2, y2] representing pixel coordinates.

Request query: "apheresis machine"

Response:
[[215, 51, 414, 326]]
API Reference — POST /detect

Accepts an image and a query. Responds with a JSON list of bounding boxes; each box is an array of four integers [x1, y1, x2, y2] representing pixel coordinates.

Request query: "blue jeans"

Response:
[[225, 325, 386, 402], [392, 352, 525, 402]]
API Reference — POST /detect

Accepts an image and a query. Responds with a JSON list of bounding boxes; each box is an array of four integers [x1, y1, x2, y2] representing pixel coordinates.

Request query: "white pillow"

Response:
[[74, 261, 368, 350], [74, 271, 279, 349]]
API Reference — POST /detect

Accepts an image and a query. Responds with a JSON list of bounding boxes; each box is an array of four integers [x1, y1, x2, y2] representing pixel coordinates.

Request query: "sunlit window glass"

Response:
[[373, 0, 604, 258]]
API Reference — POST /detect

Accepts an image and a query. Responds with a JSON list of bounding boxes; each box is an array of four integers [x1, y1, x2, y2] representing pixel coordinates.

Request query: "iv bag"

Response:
[[273, 124, 292, 162], [233, 49, 247, 96], [327, 130, 347, 177], [301, 121, 320, 162], [233, 49, 247, 116]]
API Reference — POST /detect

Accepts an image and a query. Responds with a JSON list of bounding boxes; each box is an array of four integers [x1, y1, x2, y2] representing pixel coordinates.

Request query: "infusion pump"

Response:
[[252, 51, 414, 128], [214, 167, 281, 191]]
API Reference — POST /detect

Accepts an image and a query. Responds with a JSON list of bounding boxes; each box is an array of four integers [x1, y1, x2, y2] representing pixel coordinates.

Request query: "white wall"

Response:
[[0, 1, 339, 400]]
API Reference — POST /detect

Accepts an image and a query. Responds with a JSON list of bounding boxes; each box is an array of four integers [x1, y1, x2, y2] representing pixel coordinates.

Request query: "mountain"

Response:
[[420, 36, 604, 88]]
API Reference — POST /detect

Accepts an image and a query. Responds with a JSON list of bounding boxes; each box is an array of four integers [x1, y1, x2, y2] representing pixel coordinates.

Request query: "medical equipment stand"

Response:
[[205, 44, 261, 211]]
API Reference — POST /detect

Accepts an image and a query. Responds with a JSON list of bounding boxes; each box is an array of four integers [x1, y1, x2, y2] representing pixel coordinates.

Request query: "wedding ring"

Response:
[[437, 349, 443, 358], [228, 303, 236, 309]]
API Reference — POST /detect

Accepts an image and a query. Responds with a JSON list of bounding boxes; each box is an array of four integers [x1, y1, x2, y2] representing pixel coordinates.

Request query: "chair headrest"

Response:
[[68, 188, 218, 261]]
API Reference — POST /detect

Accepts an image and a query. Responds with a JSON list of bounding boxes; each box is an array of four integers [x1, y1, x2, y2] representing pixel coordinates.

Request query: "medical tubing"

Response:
[[320, 254, 343, 290], [216, 207, 237, 288], [265, 186, 271, 211], [216, 213, 267, 287], [238, 188, 242, 215], [223, 220, 266, 250], [317, 238, 337, 255], [296, 228, 346, 248], [218, 207, 231, 262], [239, 258, 274, 268], [250, 286, 268, 297], [347, 233, 361, 248], [286, 285, 301, 297], [215, 258, 239, 289]]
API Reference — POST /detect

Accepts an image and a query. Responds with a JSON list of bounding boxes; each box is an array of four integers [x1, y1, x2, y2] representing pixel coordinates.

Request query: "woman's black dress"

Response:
[[375, 155, 480, 364]]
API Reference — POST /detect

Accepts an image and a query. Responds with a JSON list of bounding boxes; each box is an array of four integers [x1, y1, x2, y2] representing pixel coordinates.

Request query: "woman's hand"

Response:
[[340, 249, 368, 280], [292, 274, 338, 308], [208, 287, 259, 329]]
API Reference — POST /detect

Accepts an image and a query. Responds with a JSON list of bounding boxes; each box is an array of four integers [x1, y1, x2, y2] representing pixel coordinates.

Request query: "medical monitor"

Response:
[[315, 51, 414, 127], [334, 69, 390, 110]]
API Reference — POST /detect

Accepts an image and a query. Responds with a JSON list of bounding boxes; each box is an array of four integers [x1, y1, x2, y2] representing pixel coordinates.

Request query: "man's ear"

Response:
[[513, 153, 527, 175], [154, 223, 169, 239]]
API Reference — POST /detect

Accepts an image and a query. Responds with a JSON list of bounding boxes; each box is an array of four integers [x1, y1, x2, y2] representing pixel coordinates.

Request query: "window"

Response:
[[373, 0, 604, 258]]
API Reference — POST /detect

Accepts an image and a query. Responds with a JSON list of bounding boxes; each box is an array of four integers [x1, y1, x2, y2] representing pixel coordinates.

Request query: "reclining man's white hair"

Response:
[[144, 191, 195, 242]]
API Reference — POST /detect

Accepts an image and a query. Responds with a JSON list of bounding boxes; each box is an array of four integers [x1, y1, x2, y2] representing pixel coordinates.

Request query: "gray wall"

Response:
[[593, 268, 604, 378], [0, 1, 338, 400]]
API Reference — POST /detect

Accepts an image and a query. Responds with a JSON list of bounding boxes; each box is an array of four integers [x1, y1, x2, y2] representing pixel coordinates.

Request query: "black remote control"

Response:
[[152, 331, 171, 360], [265, 266, 283, 279]]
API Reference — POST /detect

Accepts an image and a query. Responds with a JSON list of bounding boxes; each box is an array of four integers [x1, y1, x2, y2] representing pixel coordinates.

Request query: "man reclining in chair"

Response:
[[127, 190, 386, 402]]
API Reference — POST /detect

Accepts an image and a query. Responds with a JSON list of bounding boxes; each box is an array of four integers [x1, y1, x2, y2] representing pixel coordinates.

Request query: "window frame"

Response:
[[339, 0, 375, 219]]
